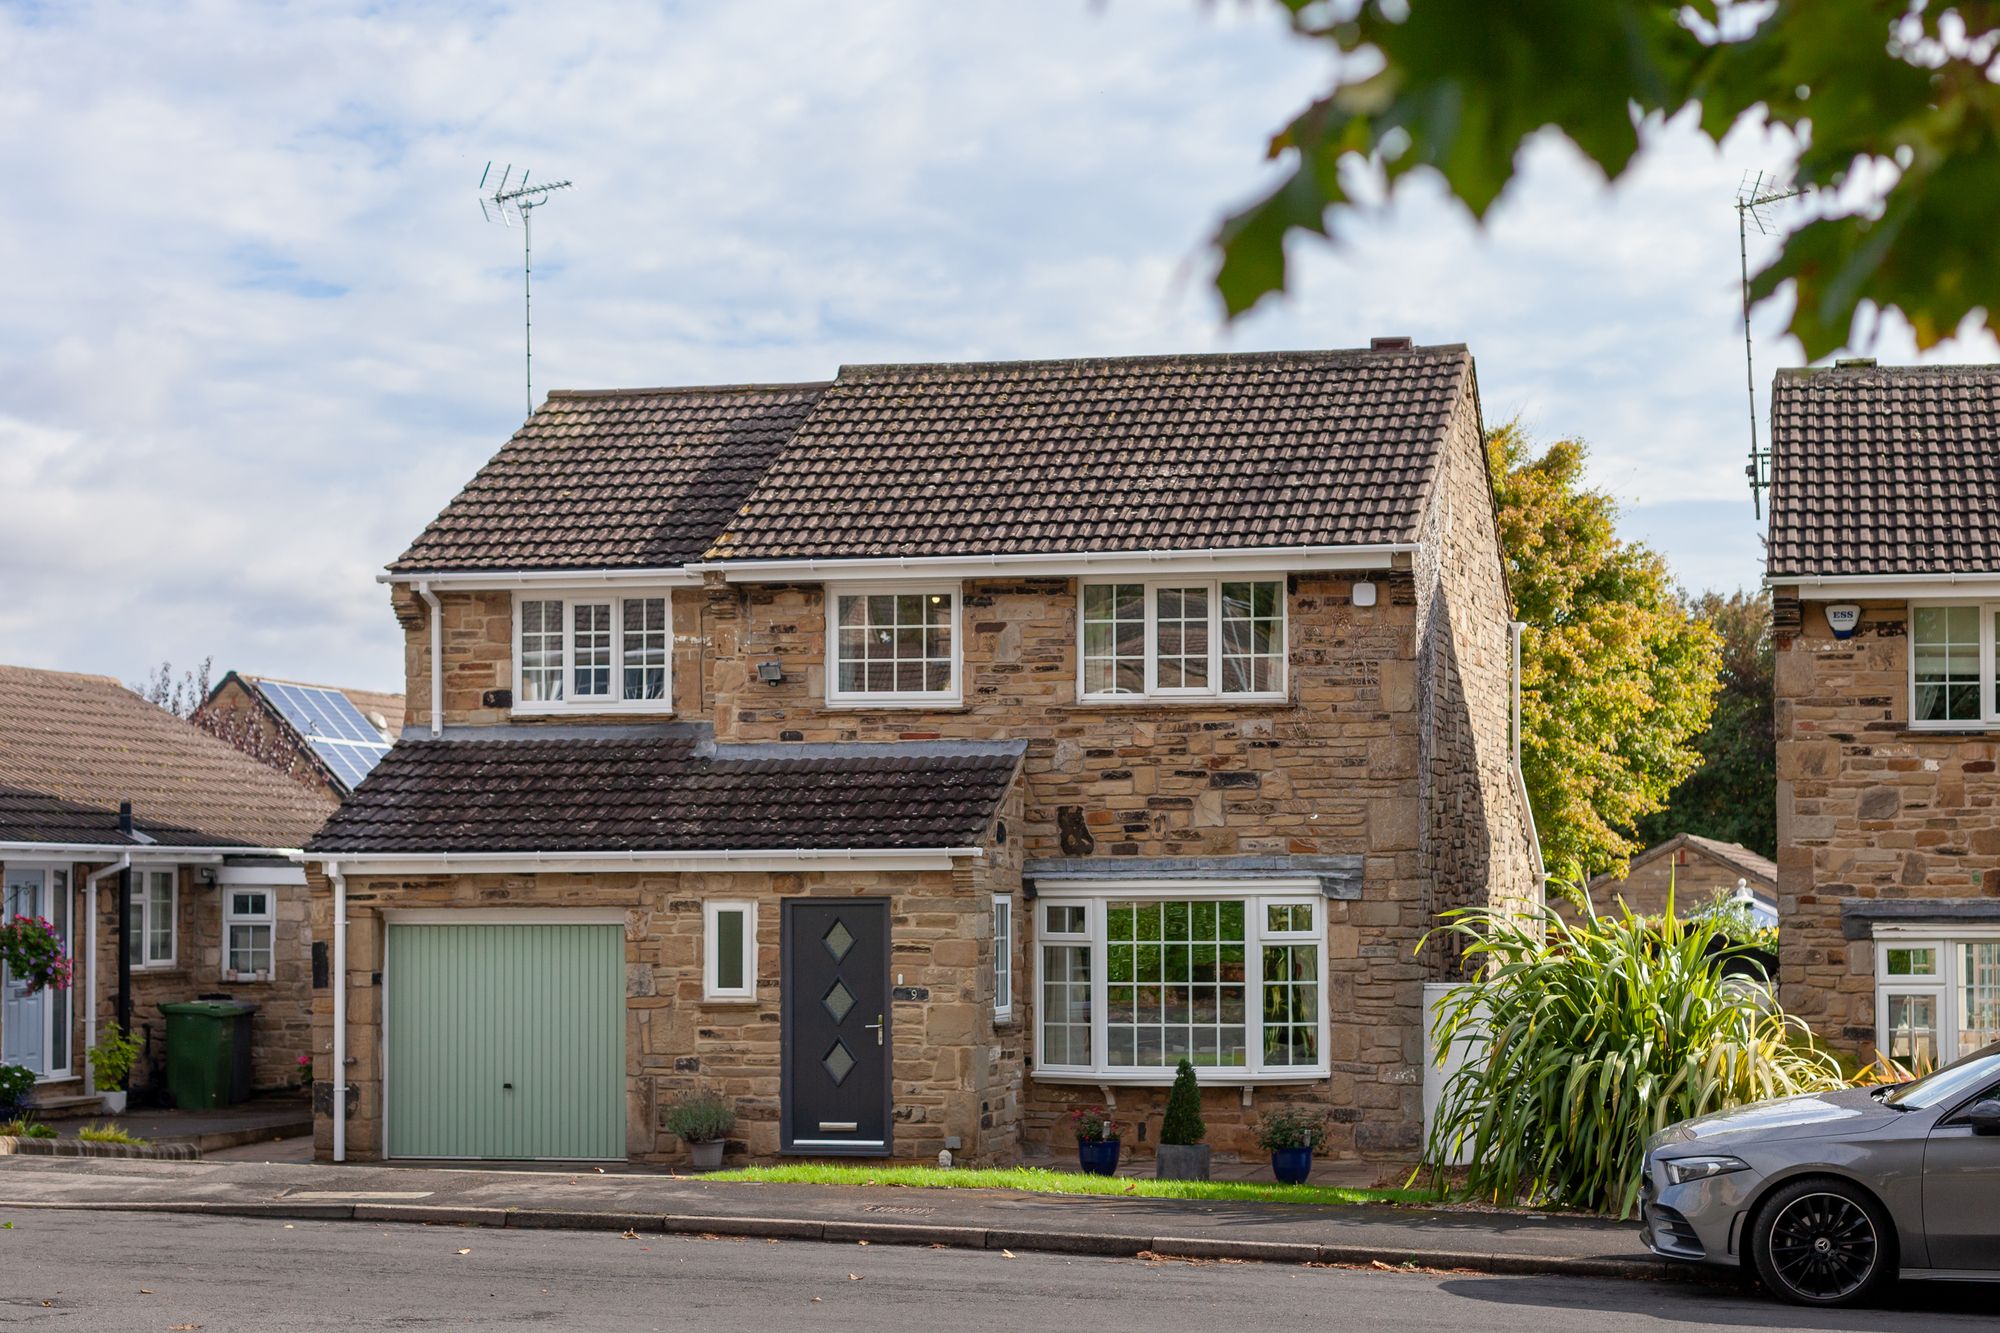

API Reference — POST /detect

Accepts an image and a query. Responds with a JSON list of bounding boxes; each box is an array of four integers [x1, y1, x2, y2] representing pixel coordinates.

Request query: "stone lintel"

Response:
[[1022, 854, 1364, 901], [1839, 897, 2000, 940]]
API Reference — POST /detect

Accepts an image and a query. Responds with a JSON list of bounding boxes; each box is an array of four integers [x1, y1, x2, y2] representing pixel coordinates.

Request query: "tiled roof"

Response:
[[707, 347, 1472, 561], [305, 732, 1024, 855], [1768, 363, 2000, 577], [390, 383, 829, 573], [0, 664, 337, 849], [1593, 832, 1777, 893]]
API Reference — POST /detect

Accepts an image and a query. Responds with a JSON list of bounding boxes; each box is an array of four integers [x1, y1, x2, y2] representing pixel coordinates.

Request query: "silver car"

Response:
[[1642, 1041, 2000, 1307]]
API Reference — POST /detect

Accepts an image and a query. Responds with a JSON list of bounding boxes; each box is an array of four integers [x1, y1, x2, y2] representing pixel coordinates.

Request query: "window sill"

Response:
[[222, 974, 274, 985], [824, 699, 966, 712], [1066, 696, 1290, 711], [511, 705, 676, 719], [698, 996, 760, 1007], [1032, 1068, 1328, 1088]]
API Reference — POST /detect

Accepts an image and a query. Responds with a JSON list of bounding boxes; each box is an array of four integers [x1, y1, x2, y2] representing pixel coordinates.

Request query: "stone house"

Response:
[[304, 343, 1539, 1167], [195, 672, 404, 798], [0, 664, 335, 1107], [1571, 833, 1776, 926], [1769, 360, 2000, 1072]]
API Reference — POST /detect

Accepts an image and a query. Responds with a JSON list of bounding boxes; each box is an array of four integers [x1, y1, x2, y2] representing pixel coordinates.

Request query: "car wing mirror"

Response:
[[1962, 1098, 2000, 1136]]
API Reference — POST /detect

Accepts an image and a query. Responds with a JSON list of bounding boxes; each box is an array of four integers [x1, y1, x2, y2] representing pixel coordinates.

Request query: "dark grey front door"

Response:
[[782, 899, 891, 1155]]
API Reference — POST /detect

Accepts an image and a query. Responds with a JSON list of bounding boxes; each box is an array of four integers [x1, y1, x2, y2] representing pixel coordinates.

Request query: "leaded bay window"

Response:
[[1079, 579, 1286, 701], [826, 586, 960, 705], [1875, 932, 2000, 1070], [512, 593, 675, 712], [1035, 887, 1327, 1081]]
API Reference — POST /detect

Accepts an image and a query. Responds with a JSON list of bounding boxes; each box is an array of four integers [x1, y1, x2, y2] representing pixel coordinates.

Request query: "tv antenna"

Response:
[[479, 163, 574, 417], [1736, 169, 1804, 519]]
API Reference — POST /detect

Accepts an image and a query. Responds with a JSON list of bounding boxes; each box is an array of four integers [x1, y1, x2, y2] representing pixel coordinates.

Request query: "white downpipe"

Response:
[[1510, 621, 1525, 775], [82, 856, 128, 1096], [330, 861, 348, 1163], [418, 581, 443, 737]]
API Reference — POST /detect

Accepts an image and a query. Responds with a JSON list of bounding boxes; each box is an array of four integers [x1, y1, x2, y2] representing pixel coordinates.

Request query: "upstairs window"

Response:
[[1910, 604, 1994, 727], [826, 586, 961, 706], [513, 593, 674, 713], [1079, 579, 1286, 701]]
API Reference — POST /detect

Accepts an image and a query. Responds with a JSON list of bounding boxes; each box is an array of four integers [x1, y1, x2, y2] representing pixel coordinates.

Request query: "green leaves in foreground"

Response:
[[1220, 1, 2000, 358], [1423, 896, 1841, 1218]]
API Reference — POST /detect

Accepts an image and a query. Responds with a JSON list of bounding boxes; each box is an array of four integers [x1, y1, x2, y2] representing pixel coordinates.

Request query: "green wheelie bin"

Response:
[[158, 1000, 258, 1109]]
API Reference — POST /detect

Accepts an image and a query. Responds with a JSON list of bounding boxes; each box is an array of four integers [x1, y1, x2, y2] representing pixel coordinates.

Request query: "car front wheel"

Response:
[[1749, 1177, 1894, 1307]]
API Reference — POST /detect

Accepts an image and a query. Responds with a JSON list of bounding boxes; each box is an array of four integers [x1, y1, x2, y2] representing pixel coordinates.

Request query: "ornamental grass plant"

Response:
[[1423, 891, 1842, 1219]]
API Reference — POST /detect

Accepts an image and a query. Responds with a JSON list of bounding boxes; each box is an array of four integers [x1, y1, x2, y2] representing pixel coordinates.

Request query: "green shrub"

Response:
[[0, 1063, 34, 1121], [1159, 1058, 1205, 1146], [0, 1118, 56, 1140], [87, 1022, 142, 1092], [660, 1092, 735, 1145], [1424, 895, 1841, 1218], [76, 1122, 147, 1146], [1255, 1106, 1328, 1153]]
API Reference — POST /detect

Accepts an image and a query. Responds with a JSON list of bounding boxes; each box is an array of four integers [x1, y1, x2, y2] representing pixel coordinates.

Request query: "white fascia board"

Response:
[[691, 543, 1418, 584], [0, 842, 257, 862], [306, 846, 985, 876], [215, 864, 308, 886], [1768, 572, 2000, 600], [379, 567, 703, 589]]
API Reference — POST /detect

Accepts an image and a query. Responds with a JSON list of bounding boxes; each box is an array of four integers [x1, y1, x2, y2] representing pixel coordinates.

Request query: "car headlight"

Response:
[[1663, 1155, 1750, 1186]]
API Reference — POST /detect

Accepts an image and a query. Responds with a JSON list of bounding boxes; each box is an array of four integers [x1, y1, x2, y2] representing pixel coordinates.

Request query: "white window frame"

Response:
[[1906, 600, 2000, 730], [1873, 924, 2000, 1066], [993, 893, 1014, 1022], [703, 900, 758, 1002], [824, 582, 963, 708], [510, 589, 677, 716], [1077, 577, 1287, 704], [222, 887, 277, 982], [1031, 880, 1330, 1085], [127, 867, 177, 970]]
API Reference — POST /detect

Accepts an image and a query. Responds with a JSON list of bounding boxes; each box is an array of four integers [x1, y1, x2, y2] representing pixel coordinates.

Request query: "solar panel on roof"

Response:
[[256, 681, 392, 791]]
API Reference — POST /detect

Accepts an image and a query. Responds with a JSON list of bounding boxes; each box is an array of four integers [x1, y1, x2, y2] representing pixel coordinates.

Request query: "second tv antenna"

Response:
[[1735, 168, 1804, 520], [480, 163, 573, 417]]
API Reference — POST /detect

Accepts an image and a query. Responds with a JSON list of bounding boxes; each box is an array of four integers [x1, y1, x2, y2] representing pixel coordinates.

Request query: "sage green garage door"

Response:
[[386, 923, 625, 1160]]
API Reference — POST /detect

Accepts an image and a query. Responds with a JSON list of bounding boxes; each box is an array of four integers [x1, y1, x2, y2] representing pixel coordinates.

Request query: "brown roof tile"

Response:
[[0, 664, 338, 849], [1768, 363, 2000, 577]]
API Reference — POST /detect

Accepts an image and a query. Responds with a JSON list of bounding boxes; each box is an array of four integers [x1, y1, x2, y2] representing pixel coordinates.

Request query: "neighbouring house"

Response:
[[305, 343, 1540, 1167], [1769, 359, 2000, 1074], [1571, 833, 1777, 927], [195, 672, 403, 797], [0, 664, 336, 1109]]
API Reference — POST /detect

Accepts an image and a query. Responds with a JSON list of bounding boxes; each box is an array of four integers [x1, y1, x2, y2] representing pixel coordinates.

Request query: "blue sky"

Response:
[[2, 1, 1993, 695]]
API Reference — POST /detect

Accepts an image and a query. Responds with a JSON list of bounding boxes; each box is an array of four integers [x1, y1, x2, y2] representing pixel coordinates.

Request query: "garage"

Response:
[[384, 918, 626, 1160]]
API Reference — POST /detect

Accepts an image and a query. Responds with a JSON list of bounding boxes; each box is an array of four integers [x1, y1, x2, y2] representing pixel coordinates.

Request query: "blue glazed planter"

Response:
[[1271, 1146, 1313, 1185], [1077, 1138, 1122, 1176]]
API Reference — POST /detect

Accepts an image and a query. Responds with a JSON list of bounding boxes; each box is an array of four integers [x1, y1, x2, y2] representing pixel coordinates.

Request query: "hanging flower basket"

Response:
[[0, 916, 71, 994]]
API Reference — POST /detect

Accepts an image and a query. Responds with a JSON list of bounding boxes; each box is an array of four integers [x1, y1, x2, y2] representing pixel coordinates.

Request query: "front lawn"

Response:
[[700, 1163, 1434, 1207]]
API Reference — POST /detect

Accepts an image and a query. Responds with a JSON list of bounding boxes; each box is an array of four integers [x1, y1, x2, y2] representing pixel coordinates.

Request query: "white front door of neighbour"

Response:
[[1, 865, 70, 1078]]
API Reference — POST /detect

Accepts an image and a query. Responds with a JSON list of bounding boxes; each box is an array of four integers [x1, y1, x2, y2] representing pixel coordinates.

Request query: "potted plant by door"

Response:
[[1071, 1105, 1122, 1176], [1154, 1058, 1211, 1180], [87, 1022, 142, 1116], [1257, 1106, 1329, 1186], [0, 1063, 34, 1123], [662, 1091, 737, 1171]]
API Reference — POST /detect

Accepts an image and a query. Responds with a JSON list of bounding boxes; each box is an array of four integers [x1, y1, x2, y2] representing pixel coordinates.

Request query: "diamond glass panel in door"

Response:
[[1959, 942, 2000, 1056], [823, 919, 854, 963], [822, 1040, 857, 1086], [1081, 583, 1146, 695], [822, 979, 856, 1024], [571, 603, 613, 698], [519, 599, 565, 702], [1105, 900, 1247, 1069], [1912, 605, 1980, 723], [1220, 581, 1283, 694], [1884, 993, 1940, 1071], [622, 597, 668, 700], [1153, 587, 1210, 689]]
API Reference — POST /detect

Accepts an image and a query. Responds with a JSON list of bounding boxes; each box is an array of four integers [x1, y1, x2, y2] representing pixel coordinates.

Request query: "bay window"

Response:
[[513, 592, 674, 713], [1875, 930, 2000, 1070], [1079, 579, 1285, 701], [1034, 885, 1327, 1081], [1909, 603, 2000, 726], [826, 585, 960, 706]]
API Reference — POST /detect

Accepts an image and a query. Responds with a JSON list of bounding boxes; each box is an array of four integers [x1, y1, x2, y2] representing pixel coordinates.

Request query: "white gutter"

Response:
[[687, 543, 1420, 583], [82, 856, 128, 1096], [417, 581, 443, 737], [306, 846, 986, 877], [382, 567, 702, 589], [0, 843, 254, 861], [329, 860, 347, 1163], [1766, 571, 2000, 599]]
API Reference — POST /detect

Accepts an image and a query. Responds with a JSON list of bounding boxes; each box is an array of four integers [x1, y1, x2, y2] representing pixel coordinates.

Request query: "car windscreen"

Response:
[[1885, 1042, 2000, 1109]]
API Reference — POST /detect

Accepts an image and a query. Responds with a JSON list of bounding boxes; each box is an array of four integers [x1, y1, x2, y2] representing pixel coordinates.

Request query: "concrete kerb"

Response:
[[0, 1195, 1671, 1282]]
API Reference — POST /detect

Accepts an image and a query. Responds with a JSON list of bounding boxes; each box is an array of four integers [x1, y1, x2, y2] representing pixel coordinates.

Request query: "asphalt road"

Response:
[[0, 1208, 1993, 1332]]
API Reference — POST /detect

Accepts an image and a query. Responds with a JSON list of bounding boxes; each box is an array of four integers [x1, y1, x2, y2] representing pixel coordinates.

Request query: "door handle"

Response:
[[864, 1015, 883, 1047]]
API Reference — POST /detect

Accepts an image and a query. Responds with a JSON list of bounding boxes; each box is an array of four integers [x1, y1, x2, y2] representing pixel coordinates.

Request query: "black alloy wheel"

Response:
[[1751, 1179, 1892, 1307]]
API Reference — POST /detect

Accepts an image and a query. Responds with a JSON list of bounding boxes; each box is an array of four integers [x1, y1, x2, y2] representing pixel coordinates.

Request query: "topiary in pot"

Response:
[[662, 1091, 737, 1171], [1155, 1057, 1211, 1180]]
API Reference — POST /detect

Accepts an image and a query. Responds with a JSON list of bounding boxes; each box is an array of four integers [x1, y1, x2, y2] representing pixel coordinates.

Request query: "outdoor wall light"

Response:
[[1352, 580, 1378, 608], [756, 660, 785, 684]]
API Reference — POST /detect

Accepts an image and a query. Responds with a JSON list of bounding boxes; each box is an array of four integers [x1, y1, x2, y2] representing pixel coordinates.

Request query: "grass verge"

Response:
[[701, 1162, 1434, 1206]]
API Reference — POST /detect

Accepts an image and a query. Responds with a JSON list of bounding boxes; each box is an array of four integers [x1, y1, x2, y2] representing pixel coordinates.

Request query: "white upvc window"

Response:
[[993, 893, 1014, 1022], [223, 888, 277, 981], [1874, 927, 2000, 1070], [1033, 882, 1328, 1083], [703, 901, 757, 1002], [512, 591, 675, 714], [1908, 602, 2000, 728], [1078, 578, 1286, 702], [126, 868, 177, 969], [825, 584, 961, 707]]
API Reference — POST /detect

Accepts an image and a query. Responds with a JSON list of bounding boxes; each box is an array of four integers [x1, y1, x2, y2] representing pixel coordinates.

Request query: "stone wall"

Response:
[[1773, 594, 2000, 1054]]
